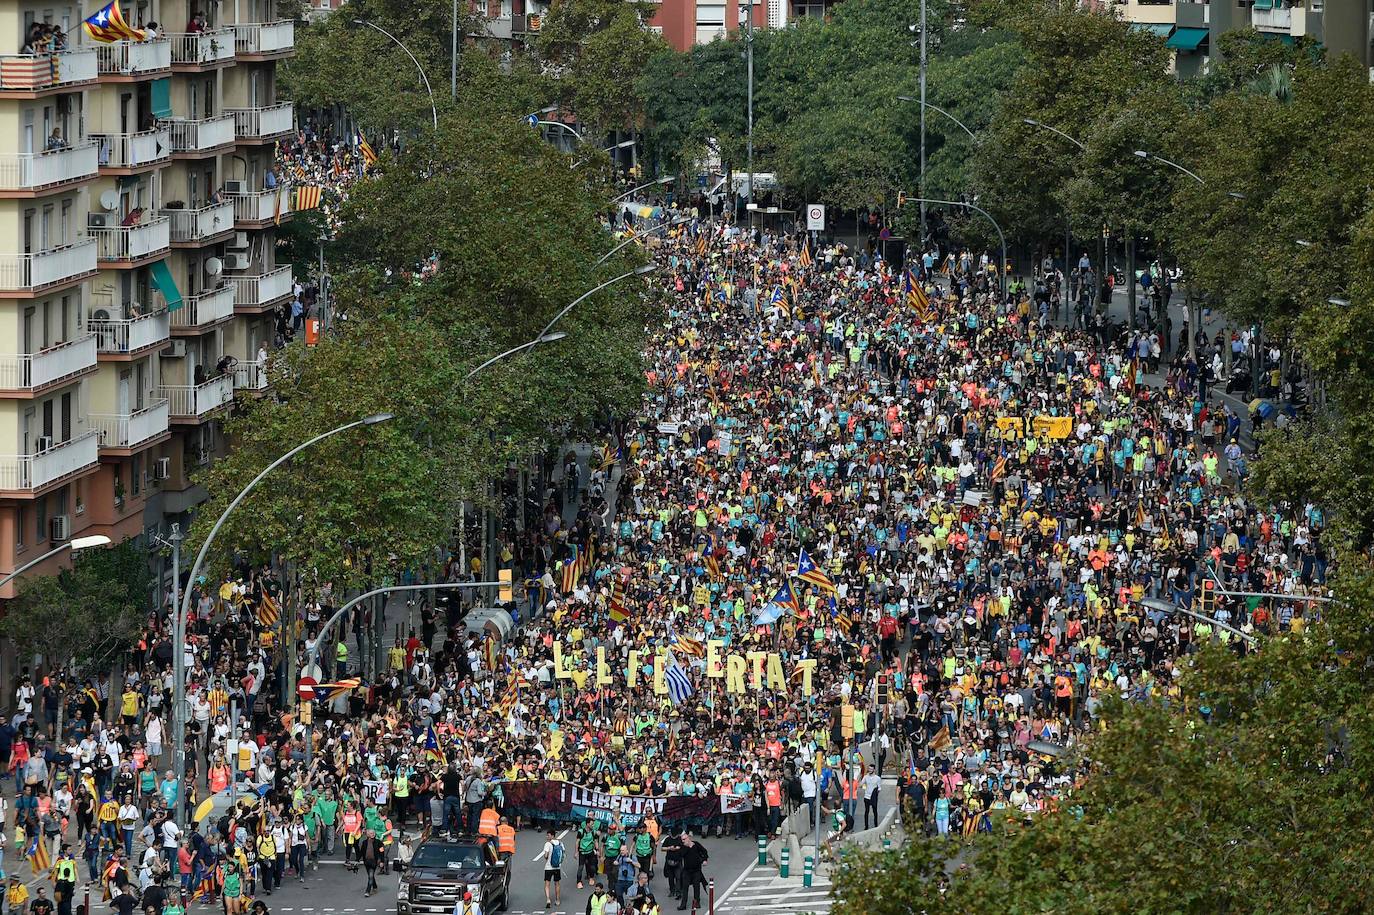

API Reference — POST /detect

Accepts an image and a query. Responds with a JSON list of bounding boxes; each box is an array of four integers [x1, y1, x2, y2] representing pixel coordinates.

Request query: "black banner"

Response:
[[501, 780, 721, 828]]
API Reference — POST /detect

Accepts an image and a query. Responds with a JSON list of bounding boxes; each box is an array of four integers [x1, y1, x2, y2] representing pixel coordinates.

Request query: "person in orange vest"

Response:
[[839, 771, 861, 821], [495, 817, 516, 863], [341, 802, 363, 872], [478, 804, 499, 839], [1054, 672, 1074, 718]]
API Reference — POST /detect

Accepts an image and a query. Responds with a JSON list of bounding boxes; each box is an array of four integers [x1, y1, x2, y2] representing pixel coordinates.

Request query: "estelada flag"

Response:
[[256, 592, 280, 628], [423, 724, 447, 766], [83, 0, 145, 42], [798, 241, 814, 269], [358, 135, 378, 168]]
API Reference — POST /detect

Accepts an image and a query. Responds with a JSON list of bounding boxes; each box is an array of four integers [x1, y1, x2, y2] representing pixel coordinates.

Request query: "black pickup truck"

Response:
[[396, 835, 510, 915]]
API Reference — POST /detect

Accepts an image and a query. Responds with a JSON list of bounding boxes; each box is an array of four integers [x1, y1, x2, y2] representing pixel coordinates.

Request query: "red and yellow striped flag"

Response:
[[295, 185, 323, 210]]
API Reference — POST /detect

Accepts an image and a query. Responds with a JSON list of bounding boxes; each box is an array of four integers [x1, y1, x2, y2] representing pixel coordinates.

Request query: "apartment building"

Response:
[[0, 0, 294, 599], [1115, 0, 1374, 77]]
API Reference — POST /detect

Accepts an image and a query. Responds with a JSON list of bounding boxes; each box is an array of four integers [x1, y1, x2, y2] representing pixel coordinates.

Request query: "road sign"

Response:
[[806, 203, 826, 231], [297, 676, 318, 700], [526, 114, 539, 128]]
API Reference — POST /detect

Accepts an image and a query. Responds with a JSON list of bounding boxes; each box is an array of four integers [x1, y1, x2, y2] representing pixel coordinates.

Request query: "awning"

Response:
[[1133, 23, 1174, 38], [1167, 27, 1210, 50], [149, 259, 184, 312], [150, 77, 172, 119]]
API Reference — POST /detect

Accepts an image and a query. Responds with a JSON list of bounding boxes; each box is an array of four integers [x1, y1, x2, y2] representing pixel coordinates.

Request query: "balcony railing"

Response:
[[90, 400, 170, 450], [159, 375, 234, 418], [229, 265, 293, 307], [1251, 6, 1293, 30], [165, 115, 236, 154], [0, 50, 98, 91], [233, 21, 295, 55], [93, 127, 171, 169], [0, 431, 99, 491], [0, 240, 97, 292], [171, 285, 235, 329], [0, 143, 99, 191], [96, 38, 172, 76], [89, 310, 170, 354], [0, 334, 97, 390], [228, 189, 292, 224], [164, 201, 234, 243], [232, 361, 269, 391], [226, 103, 294, 140], [168, 28, 236, 66], [91, 217, 171, 262]]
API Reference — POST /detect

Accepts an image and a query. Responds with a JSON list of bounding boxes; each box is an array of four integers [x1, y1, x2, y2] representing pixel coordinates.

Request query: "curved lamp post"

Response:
[[611, 176, 675, 205], [354, 20, 438, 130], [537, 264, 658, 341], [1133, 149, 1204, 185], [898, 96, 977, 141], [902, 196, 1007, 298], [171, 413, 395, 828], [597, 219, 689, 266], [1141, 597, 1256, 644], [1023, 118, 1085, 286], [463, 332, 568, 383]]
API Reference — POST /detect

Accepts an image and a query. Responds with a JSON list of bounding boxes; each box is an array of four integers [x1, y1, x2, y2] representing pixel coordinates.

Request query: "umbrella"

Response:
[[193, 797, 215, 822], [1249, 399, 1276, 420]]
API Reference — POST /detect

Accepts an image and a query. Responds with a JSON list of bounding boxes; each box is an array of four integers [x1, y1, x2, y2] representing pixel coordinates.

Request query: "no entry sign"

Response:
[[297, 676, 318, 700]]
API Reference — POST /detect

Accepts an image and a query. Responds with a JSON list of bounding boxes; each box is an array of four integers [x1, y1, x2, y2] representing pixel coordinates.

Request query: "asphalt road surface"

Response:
[[216, 826, 760, 915]]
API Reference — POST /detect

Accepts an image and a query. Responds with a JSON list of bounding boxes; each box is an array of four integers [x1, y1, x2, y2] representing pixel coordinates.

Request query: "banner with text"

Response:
[[501, 780, 722, 828]]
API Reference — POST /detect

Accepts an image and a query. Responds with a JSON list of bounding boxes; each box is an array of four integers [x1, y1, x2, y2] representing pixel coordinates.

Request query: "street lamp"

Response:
[[0, 535, 111, 589], [463, 331, 568, 383], [901, 196, 1007, 298], [1133, 149, 1205, 185], [1141, 597, 1256, 644], [301, 580, 501, 771], [534, 120, 584, 145], [571, 139, 637, 169], [353, 20, 438, 130], [1022, 118, 1085, 285], [536, 264, 659, 340], [1328, 297, 1352, 307], [898, 96, 977, 141], [171, 413, 394, 829], [597, 219, 689, 266], [1022, 117, 1087, 151], [611, 176, 675, 204]]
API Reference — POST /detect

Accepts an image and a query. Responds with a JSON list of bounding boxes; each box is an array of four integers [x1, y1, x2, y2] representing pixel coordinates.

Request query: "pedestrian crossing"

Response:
[[717, 870, 834, 914]]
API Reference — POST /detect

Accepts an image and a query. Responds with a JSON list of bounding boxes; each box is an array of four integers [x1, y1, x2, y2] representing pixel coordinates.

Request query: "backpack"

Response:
[[549, 840, 564, 869]]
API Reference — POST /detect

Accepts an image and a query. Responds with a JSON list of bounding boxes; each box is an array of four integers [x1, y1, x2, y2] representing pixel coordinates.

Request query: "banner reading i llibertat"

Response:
[[501, 780, 746, 828]]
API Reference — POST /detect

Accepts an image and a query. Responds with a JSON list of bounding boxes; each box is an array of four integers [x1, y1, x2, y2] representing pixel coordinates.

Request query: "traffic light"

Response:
[[897, 191, 907, 209], [876, 674, 890, 706], [1199, 579, 1215, 616], [841, 703, 855, 741], [499, 568, 513, 604]]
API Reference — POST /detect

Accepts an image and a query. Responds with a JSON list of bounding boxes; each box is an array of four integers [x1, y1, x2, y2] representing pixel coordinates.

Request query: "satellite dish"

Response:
[[99, 190, 119, 211], [205, 257, 223, 276]]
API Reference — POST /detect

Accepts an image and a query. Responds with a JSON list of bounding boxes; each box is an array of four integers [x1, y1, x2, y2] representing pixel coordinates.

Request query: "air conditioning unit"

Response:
[[223, 180, 246, 194], [229, 231, 249, 249], [164, 339, 186, 358], [35, 435, 53, 452], [197, 447, 212, 466], [154, 456, 171, 480], [88, 213, 111, 228], [50, 515, 70, 542], [224, 252, 251, 270], [90, 307, 114, 322]]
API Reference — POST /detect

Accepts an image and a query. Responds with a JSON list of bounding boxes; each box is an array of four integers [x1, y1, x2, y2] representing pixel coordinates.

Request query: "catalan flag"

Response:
[[295, 185, 323, 211], [256, 591, 280, 628], [671, 636, 706, 659], [905, 268, 931, 316], [830, 595, 853, 639], [695, 454, 708, 476], [423, 724, 447, 767], [991, 455, 1008, 482], [358, 135, 378, 169], [694, 232, 708, 257], [794, 548, 836, 592], [26, 831, 51, 875], [598, 441, 620, 471], [704, 553, 723, 582], [316, 678, 361, 702], [496, 684, 519, 718], [83, 1, 145, 42], [560, 545, 581, 593], [798, 241, 814, 269], [608, 578, 630, 625]]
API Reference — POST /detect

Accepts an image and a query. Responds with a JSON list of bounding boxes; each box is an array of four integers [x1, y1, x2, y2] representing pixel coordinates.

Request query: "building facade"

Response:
[[0, 0, 294, 599]]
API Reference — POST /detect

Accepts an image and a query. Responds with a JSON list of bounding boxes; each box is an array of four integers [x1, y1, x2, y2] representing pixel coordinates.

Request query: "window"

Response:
[[35, 496, 46, 545], [75, 479, 84, 515], [16, 507, 25, 551], [131, 454, 143, 497]]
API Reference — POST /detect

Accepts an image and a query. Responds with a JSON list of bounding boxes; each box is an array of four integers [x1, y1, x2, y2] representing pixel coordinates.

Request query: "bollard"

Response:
[[803, 855, 814, 888], [780, 846, 791, 878], [884, 835, 892, 851], [709, 877, 716, 915], [757, 834, 767, 865]]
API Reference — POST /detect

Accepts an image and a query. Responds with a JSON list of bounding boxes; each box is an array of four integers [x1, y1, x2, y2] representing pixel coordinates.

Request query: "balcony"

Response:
[[0, 143, 99, 192], [0, 240, 98, 293], [169, 29, 237, 67], [0, 335, 98, 391], [159, 375, 234, 420], [90, 400, 170, 452], [226, 103, 294, 142], [164, 201, 235, 244], [91, 217, 171, 264], [234, 21, 295, 56], [89, 310, 171, 356], [96, 38, 172, 77], [228, 189, 292, 226], [0, 431, 99, 493], [0, 50, 98, 94], [232, 361, 269, 393], [229, 265, 293, 310], [171, 285, 235, 331], [1251, 6, 1292, 30], [93, 127, 171, 171], [165, 115, 236, 156]]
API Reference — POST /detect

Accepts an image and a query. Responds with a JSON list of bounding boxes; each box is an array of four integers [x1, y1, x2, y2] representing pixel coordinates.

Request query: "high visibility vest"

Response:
[[589, 894, 607, 915], [342, 811, 362, 835], [56, 858, 77, 882], [479, 808, 499, 837], [393, 774, 410, 798], [496, 824, 516, 855], [257, 834, 275, 859]]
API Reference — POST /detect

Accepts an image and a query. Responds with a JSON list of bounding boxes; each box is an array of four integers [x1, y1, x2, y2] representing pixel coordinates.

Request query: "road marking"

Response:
[[531, 826, 573, 862], [715, 855, 759, 908]]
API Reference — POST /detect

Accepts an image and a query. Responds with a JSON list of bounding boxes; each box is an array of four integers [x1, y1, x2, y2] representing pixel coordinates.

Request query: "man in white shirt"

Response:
[[860, 771, 882, 829], [160, 816, 180, 869]]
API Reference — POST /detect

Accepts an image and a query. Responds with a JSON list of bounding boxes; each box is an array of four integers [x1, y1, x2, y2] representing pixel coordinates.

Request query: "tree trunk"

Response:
[[1126, 235, 1138, 330]]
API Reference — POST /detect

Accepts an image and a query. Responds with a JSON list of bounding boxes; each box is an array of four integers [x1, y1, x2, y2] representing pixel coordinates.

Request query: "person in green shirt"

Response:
[[633, 825, 654, 878], [313, 789, 339, 857], [222, 862, 243, 915], [576, 815, 601, 889], [602, 823, 623, 880]]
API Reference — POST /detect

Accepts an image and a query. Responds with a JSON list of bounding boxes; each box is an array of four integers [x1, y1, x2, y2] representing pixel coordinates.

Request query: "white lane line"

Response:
[[531, 826, 573, 862], [728, 889, 834, 900], [715, 856, 759, 908]]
